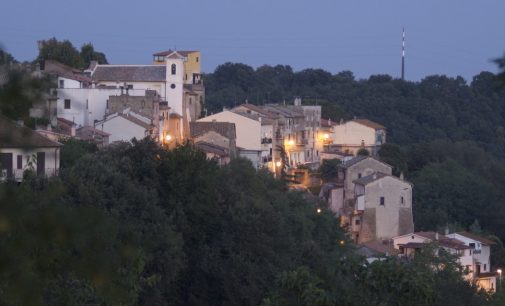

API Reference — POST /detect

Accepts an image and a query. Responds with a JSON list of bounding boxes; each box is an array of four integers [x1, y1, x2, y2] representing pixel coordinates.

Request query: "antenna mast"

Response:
[[401, 27, 405, 80]]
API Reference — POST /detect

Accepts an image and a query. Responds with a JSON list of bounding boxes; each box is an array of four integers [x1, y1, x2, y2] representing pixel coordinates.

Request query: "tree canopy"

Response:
[[36, 38, 108, 69]]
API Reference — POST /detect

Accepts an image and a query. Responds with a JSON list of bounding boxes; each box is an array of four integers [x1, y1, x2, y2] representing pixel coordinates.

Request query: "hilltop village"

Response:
[[0, 48, 501, 295]]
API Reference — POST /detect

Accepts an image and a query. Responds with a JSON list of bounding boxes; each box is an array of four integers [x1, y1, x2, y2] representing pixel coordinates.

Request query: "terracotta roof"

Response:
[[0, 115, 61, 148], [153, 50, 196, 57], [455, 232, 496, 246], [361, 240, 399, 255], [92, 65, 166, 82], [190, 121, 236, 140], [352, 119, 385, 130]]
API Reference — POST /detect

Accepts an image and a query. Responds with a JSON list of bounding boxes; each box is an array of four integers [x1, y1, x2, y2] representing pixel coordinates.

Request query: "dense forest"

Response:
[[1, 140, 503, 305], [204, 64, 505, 248]]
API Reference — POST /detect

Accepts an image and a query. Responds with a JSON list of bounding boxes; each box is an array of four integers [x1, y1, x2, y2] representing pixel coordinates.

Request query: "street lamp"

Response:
[[165, 134, 172, 142]]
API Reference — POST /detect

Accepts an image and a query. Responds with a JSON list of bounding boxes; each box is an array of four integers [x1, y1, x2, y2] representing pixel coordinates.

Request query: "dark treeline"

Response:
[[1, 140, 503, 305], [204, 63, 505, 247]]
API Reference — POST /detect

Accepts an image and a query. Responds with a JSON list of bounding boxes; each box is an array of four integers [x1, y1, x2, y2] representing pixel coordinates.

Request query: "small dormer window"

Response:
[[171, 64, 176, 75]]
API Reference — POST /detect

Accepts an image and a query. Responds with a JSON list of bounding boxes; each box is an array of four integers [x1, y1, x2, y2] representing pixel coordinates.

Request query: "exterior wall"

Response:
[[329, 187, 344, 214], [333, 121, 376, 148], [165, 58, 184, 115], [344, 158, 393, 200], [447, 233, 492, 276], [56, 88, 147, 127], [238, 149, 262, 168], [58, 77, 81, 89], [392, 234, 430, 249], [0, 147, 60, 181], [95, 81, 166, 99], [183, 51, 201, 84], [198, 111, 261, 151], [361, 176, 413, 242], [96, 115, 148, 143]]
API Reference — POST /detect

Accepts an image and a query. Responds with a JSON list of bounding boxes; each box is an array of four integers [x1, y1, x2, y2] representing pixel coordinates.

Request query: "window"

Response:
[[484, 264, 487, 271], [17, 155, 22, 169], [400, 196, 404, 205], [127, 84, 133, 89], [196, 57, 199, 63], [171, 64, 176, 75], [86, 99, 89, 110], [106, 99, 109, 109], [469, 243, 475, 249], [170, 84, 176, 89], [59, 79, 64, 88], [380, 197, 385, 206], [358, 173, 362, 178], [355, 219, 361, 225], [64, 99, 71, 109]]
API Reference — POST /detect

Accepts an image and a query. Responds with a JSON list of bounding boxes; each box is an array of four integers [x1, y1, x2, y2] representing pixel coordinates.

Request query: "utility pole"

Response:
[[401, 27, 406, 81]]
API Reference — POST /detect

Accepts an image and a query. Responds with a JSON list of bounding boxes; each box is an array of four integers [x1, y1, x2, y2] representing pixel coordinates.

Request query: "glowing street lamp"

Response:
[[275, 161, 282, 168], [316, 208, 322, 214], [165, 134, 172, 142], [287, 139, 295, 146]]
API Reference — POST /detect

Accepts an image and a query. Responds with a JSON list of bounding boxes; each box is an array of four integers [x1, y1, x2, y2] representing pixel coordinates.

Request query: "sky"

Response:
[[1, 0, 504, 81]]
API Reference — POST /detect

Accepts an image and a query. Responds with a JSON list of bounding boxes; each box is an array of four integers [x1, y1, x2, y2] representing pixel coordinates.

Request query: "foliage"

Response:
[[80, 43, 108, 67], [37, 38, 85, 69], [357, 148, 370, 156], [59, 138, 98, 169], [0, 69, 52, 121], [0, 48, 16, 65], [319, 158, 341, 181], [36, 38, 109, 69], [378, 143, 408, 176]]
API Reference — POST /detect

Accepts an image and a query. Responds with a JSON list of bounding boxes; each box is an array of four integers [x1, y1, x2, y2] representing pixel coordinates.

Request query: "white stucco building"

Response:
[[0, 115, 61, 181]]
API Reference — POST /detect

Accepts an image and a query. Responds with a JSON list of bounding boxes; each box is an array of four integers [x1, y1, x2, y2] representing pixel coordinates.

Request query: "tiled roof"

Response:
[[76, 126, 110, 138], [92, 65, 166, 82], [195, 141, 229, 157], [0, 115, 61, 148], [340, 155, 368, 168], [352, 119, 385, 130], [262, 105, 304, 118], [118, 114, 154, 130], [190, 121, 236, 140], [455, 232, 496, 246], [234, 104, 279, 119], [353, 172, 388, 186], [415, 232, 470, 250], [153, 50, 196, 57], [43, 60, 92, 83]]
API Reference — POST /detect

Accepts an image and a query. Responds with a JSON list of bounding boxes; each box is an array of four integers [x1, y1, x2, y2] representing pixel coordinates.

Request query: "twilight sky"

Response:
[[1, 0, 504, 81]]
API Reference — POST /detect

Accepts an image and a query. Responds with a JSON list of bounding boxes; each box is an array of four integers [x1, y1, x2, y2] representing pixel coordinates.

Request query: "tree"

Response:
[[37, 38, 84, 69], [59, 138, 98, 169], [0, 48, 16, 65], [378, 143, 408, 176], [356, 148, 370, 156], [319, 158, 340, 181], [80, 43, 108, 67]]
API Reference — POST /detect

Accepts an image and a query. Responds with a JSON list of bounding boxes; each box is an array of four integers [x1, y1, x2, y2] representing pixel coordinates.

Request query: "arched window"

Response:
[[171, 64, 176, 75]]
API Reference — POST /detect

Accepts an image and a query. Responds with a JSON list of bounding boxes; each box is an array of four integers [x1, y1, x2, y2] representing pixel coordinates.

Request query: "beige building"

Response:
[[353, 173, 414, 243], [331, 119, 386, 156], [319, 156, 413, 244]]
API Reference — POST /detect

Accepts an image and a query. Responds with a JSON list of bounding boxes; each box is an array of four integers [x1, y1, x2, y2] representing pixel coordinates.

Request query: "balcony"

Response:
[[1, 168, 59, 182], [261, 138, 273, 144]]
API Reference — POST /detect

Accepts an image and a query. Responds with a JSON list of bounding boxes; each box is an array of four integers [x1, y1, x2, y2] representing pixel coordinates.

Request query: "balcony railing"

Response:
[[1, 168, 59, 182]]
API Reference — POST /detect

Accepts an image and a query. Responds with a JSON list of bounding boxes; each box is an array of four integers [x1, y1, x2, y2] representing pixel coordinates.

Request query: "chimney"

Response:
[[399, 172, 404, 180], [71, 124, 76, 137], [435, 232, 439, 240], [372, 173, 377, 180], [444, 226, 449, 236]]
